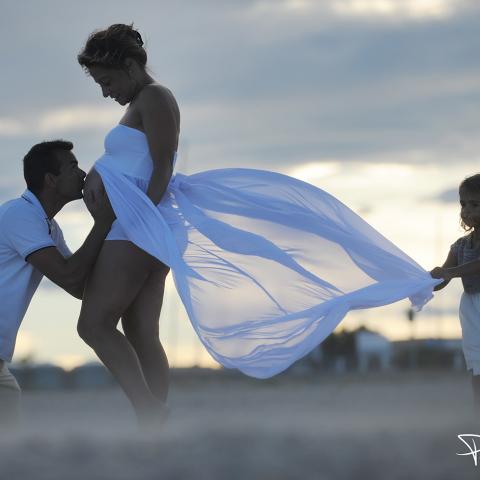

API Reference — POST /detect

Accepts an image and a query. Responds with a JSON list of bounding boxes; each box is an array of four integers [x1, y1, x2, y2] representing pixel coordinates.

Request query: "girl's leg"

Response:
[[121, 265, 170, 403], [77, 241, 161, 421]]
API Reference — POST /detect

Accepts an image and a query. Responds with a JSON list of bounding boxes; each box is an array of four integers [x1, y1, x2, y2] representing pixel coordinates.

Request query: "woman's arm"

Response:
[[138, 85, 179, 205], [430, 249, 458, 291]]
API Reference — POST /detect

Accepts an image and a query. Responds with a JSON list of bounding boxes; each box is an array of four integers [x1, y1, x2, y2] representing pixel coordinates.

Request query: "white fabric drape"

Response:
[[95, 164, 440, 378]]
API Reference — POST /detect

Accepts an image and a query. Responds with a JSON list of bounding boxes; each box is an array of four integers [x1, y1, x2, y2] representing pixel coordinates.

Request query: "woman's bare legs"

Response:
[[77, 240, 165, 422], [122, 266, 170, 403]]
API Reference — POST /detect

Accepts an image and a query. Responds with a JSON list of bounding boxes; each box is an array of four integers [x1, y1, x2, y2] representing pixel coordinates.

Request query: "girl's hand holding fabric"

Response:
[[430, 267, 452, 281]]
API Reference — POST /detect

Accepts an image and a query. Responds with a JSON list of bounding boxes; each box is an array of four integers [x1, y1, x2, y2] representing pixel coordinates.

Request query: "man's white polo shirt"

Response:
[[0, 190, 70, 362]]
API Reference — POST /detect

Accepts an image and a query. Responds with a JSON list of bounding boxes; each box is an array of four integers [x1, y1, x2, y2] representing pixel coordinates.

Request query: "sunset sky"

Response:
[[1, 0, 479, 369]]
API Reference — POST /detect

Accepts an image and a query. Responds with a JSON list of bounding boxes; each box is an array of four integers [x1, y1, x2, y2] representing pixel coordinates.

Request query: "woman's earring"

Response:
[[131, 78, 140, 96]]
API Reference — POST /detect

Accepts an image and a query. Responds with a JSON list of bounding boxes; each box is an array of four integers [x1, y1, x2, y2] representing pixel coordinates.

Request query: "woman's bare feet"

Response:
[[137, 399, 170, 431]]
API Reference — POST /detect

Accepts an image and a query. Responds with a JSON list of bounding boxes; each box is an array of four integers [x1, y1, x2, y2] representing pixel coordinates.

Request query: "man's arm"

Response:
[[27, 221, 111, 299], [27, 191, 115, 299]]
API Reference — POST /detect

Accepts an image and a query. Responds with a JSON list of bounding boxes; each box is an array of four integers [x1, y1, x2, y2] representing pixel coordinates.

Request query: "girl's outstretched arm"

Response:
[[442, 258, 480, 281], [430, 249, 458, 291]]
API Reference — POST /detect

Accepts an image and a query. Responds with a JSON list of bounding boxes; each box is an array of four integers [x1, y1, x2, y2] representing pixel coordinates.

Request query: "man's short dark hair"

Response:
[[23, 140, 73, 194]]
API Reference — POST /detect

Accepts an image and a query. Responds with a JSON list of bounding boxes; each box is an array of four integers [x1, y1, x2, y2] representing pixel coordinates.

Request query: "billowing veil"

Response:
[[95, 164, 440, 378]]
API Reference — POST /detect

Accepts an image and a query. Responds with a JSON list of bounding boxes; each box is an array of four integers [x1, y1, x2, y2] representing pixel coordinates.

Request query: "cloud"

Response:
[[331, 0, 454, 19], [0, 105, 122, 138], [38, 105, 121, 134], [14, 330, 36, 359], [52, 354, 86, 370], [434, 188, 458, 204], [1, 1, 479, 196], [288, 162, 341, 182], [249, 0, 473, 22], [0, 118, 25, 136], [1, 0, 479, 173]]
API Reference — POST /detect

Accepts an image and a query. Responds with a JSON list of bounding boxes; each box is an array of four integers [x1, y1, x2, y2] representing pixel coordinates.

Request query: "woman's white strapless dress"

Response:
[[94, 124, 440, 378]]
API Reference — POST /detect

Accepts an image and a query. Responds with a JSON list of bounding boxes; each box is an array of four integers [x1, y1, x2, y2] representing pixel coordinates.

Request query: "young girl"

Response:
[[431, 173, 480, 409]]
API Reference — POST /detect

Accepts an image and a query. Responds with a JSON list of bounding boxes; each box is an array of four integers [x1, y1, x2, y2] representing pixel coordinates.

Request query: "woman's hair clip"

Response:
[[134, 31, 144, 47]]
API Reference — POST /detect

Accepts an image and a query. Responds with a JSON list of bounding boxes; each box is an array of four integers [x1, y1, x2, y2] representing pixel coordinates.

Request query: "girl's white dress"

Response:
[[459, 294, 480, 374], [451, 233, 480, 374], [94, 124, 440, 379]]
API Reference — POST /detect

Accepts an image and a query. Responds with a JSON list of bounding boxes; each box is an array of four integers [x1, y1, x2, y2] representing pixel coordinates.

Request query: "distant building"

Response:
[[355, 328, 392, 373], [10, 363, 67, 390], [299, 328, 464, 374], [304, 327, 391, 373], [392, 338, 464, 370], [9, 362, 115, 390], [69, 362, 115, 389]]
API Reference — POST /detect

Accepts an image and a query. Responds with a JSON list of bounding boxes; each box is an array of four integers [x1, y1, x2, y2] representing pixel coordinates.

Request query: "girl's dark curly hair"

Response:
[[78, 23, 147, 70], [459, 173, 480, 232]]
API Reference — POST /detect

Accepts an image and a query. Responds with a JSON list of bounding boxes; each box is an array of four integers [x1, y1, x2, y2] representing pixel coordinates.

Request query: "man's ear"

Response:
[[43, 172, 57, 190]]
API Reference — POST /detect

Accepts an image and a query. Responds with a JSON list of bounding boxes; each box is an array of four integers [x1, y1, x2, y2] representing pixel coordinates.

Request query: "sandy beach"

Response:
[[0, 369, 478, 479]]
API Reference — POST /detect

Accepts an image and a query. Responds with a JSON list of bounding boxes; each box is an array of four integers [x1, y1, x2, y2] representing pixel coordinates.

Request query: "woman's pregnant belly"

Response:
[[83, 167, 105, 207]]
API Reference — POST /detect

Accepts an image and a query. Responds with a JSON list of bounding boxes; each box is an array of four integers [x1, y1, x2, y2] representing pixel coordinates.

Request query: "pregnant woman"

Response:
[[78, 24, 440, 424]]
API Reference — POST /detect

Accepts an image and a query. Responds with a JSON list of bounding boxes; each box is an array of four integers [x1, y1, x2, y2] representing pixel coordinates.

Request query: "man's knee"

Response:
[[0, 362, 20, 391], [0, 369, 22, 430]]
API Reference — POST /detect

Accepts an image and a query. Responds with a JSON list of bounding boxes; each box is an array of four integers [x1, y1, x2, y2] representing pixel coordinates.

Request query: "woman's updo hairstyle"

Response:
[[78, 23, 147, 70]]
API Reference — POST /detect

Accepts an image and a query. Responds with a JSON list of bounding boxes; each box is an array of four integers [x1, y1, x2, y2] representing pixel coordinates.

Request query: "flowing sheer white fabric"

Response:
[[94, 126, 440, 379]]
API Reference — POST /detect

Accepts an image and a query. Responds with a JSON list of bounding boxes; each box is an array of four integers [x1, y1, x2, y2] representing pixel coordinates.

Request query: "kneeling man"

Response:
[[0, 140, 114, 428]]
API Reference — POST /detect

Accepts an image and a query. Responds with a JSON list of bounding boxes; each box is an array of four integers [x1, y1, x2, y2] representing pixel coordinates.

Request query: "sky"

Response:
[[1, 0, 479, 369]]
